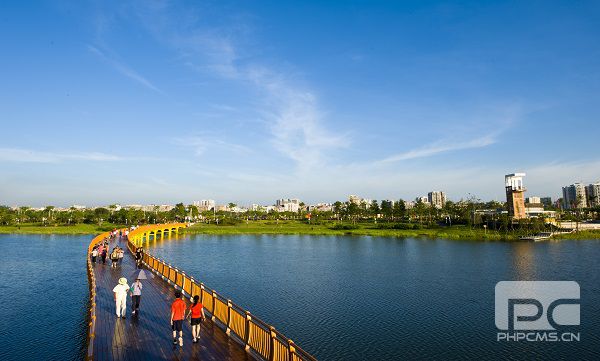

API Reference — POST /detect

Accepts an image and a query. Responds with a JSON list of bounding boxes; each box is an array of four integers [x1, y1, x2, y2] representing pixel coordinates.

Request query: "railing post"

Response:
[[269, 326, 276, 361], [200, 283, 205, 303], [226, 299, 232, 335], [211, 291, 217, 321], [181, 272, 186, 296], [288, 340, 296, 361], [244, 311, 251, 351]]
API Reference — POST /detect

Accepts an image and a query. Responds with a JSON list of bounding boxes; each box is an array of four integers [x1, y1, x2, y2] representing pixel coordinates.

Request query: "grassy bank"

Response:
[[0, 223, 123, 235], [3, 221, 599, 241], [183, 221, 520, 241], [553, 230, 600, 240]]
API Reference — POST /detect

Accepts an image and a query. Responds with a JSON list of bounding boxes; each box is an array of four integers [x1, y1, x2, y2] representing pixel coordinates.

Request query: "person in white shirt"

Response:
[[113, 277, 129, 318], [130, 279, 143, 315]]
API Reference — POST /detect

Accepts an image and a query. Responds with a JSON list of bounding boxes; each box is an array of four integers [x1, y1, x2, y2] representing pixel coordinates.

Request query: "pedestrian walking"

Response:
[[91, 247, 98, 263], [130, 279, 143, 315], [187, 295, 206, 343], [101, 247, 107, 264], [113, 277, 129, 318], [118, 248, 124, 265], [135, 247, 144, 268], [170, 290, 186, 347], [111, 248, 119, 268]]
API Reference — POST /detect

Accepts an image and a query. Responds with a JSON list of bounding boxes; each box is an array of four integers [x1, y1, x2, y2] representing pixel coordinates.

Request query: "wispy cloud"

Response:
[[173, 136, 252, 157], [377, 135, 496, 164], [0, 148, 126, 163], [87, 45, 163, 93], [128, 4, 348, 171]]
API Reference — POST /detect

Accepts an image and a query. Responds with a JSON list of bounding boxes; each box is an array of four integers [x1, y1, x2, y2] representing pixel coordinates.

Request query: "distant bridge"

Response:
[[85, 223, 316, 361]]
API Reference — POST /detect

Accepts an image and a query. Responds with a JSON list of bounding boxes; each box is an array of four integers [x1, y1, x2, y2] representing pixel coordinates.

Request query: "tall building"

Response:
[[562, 184, 588, 209], [587, 183, 600, 208], [427, 191, 447, 209], [194, 200, 215, 211], [505, 173, 526, 219], [276, 198, 301, 212]]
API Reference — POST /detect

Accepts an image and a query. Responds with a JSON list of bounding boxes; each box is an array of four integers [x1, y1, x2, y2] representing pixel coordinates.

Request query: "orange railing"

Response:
[[126, 225, 317, 361]]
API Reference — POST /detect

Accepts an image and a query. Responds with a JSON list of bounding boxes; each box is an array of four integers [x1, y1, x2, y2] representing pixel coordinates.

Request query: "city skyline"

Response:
[[1, 1, 600, 206]]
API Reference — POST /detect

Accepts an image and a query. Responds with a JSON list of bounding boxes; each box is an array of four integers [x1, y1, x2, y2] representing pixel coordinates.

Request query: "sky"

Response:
[[1, 0, 599, 207]]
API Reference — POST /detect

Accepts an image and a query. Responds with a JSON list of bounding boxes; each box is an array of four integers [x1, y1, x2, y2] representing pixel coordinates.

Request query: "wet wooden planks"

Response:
[[91, 237, 252, 361]]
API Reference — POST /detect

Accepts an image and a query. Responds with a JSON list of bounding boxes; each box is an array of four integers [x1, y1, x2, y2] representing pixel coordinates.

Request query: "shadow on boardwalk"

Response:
[[92, 236, 251, 361]]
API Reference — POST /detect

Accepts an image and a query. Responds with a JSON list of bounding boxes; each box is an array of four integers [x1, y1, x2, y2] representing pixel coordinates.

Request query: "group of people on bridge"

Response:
[[93, 227, 207, 347], [90, 230, 124, 267]]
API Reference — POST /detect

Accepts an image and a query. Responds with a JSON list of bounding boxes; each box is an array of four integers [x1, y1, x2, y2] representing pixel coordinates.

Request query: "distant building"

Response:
[[587, 183, 600, 208], [505, 173, 527, 219], [156, 205, 175, 212], [276, 198, 300, 212], [403, 200, 415, 209], [428, 191, 447, 209], [562, 183, 588, 209], [215, 205, 229, 212], [348, 195, 362, 205], [348, 195, 372, 208], [194, 200, 215, 211], [308, 203, 333, 212], [415, 196, 430, 205], [526, 197, 541, 204]]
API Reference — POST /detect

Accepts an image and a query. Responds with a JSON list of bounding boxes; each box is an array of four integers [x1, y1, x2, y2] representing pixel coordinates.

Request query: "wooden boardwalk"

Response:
[[91, 236, 252, 361]]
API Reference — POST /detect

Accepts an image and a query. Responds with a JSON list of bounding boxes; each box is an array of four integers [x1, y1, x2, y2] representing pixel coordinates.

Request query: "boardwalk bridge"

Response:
[[86, 223, 316, 361]]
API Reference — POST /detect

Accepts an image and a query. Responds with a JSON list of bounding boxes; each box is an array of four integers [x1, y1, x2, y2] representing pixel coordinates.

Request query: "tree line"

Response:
[[1, 199, 598, 230]]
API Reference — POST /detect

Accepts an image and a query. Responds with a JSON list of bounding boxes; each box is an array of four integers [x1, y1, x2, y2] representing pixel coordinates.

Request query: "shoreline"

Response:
[[1, 222, 599, 241]]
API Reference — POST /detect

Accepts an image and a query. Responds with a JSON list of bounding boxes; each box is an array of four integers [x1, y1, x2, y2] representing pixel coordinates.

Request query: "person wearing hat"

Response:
[[113, 277, 129, 318]]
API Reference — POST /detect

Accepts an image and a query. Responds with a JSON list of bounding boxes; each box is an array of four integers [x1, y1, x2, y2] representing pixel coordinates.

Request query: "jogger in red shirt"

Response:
[[170, 290, 186, 346]]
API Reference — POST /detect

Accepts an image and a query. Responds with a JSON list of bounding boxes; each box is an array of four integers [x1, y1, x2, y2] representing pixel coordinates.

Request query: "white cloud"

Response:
[[0, 148, 125, 163], [87, 45, 163, 93], [377, 135, 496, 163]]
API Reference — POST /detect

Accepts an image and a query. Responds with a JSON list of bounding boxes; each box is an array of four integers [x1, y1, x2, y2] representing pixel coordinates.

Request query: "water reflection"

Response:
[[510, 242, 537, 280]]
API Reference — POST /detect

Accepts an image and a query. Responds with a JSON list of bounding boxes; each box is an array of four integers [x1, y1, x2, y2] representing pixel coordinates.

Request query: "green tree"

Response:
[[393, 200, 406, 221]]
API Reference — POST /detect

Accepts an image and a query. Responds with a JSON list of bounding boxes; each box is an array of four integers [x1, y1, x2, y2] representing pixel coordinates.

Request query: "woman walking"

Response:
[[187, 295, 206, 343], [91, 247, 98, 263], [111, 247, 119, 268]]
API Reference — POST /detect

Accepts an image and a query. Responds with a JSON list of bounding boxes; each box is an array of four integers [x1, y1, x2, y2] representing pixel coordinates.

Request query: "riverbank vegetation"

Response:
[[0, 223, 122, 234], [1, 201, 598, 240]]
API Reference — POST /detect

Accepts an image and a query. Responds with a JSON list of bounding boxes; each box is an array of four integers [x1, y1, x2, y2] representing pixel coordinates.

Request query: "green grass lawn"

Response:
[[0, 223, 123, 234], [183, 220, 519, 241]]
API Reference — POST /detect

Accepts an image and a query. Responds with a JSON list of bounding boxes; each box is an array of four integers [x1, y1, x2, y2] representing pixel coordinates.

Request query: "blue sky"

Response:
[[1, 0, 599, 207]]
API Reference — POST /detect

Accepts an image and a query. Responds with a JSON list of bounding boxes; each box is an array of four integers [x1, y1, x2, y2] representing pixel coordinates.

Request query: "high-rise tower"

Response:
[[505, 173, 526, 219]]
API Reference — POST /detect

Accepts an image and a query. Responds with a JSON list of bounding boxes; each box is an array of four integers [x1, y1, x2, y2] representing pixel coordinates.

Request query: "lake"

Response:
[[1, 233, 599, 360], [0, 234, 89, 361], [147, 234, 600, 360]]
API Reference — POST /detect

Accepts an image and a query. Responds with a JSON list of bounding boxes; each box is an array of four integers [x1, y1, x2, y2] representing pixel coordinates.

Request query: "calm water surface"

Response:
[[0, 234, 89, 361], [147, 235, 600, 360]]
